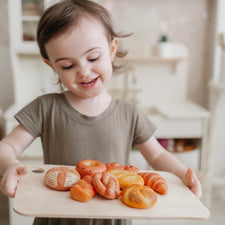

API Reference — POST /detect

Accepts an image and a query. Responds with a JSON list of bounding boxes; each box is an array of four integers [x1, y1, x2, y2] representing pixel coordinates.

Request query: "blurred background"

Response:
[[0, 0, 225, 225]]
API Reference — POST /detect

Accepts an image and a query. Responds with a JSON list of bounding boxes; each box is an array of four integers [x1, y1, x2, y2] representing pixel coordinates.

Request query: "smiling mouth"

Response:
[[80, 77, 98, 89]]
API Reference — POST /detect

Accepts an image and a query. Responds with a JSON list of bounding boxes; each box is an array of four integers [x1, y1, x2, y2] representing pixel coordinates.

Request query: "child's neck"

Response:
[[64, 90, 112, 117]]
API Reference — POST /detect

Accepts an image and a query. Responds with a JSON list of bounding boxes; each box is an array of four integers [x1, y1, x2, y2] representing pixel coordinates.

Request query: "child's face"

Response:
[[44, 17, 118, 99]]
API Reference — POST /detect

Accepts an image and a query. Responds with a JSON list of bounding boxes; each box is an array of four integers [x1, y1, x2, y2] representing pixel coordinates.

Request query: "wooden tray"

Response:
[[13, 164, 209, 220]]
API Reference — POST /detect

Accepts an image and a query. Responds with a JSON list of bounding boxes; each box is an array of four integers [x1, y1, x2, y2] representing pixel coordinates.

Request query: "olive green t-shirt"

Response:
[[15, 93, 156, 166], [14, 93, 156, 225]]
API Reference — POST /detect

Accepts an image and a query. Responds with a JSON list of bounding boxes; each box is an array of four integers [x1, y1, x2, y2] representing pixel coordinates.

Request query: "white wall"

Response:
[[108, 0, 211, 107], [208, 0, 225, 176]]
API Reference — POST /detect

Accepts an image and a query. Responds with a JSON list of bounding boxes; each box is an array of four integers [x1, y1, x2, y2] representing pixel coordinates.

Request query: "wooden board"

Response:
[[13, 164, 209, 220]]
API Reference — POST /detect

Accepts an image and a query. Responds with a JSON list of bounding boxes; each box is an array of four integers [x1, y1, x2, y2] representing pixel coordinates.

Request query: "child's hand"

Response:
[[0, 163, 29, 198], [182, 168, 202, 199]]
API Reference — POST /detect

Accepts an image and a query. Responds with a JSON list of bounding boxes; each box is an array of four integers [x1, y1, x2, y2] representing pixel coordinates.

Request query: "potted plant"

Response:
[[158, 21, 171, 58], [158, 34, 171, 58]]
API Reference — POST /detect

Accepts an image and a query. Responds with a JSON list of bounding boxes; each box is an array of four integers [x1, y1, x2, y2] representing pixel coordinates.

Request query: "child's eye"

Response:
[[88, 56, 99, 62], [62, 65, 74, 70]]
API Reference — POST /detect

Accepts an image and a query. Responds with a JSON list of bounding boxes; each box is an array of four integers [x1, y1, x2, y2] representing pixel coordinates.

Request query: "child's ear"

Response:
[[43, 59, 54, 70], [110, 38, 118, 61]]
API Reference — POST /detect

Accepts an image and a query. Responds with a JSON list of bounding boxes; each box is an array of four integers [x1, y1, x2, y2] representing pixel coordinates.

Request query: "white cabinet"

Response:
[[8, 0, 59, 107], [150, 101, 209, 173], [9, 0, 58, 55], [129, 100, 209, 173]]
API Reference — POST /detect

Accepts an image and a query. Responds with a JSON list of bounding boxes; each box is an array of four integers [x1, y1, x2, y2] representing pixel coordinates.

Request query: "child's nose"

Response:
[[77, 64, 90, 78]]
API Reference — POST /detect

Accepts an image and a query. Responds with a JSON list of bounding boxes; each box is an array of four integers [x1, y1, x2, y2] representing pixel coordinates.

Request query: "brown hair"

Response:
[[37, 0, 130, 73]]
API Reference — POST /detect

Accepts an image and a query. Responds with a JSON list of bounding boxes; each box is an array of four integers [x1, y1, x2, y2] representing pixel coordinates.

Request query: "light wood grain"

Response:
[[13, 164, 209, 220]]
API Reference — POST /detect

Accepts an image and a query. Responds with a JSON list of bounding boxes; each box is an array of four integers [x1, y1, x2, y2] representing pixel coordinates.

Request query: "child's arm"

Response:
[[135, 136, 202, 199], [0, 124, 35, 197]]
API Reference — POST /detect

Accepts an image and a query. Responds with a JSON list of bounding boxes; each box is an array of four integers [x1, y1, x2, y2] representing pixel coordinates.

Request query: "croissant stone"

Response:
[[139, 172, 168, 195]]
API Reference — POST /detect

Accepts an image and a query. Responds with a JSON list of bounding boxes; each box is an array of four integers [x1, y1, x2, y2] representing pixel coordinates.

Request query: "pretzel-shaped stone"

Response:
[[92, 172, 121, 199]]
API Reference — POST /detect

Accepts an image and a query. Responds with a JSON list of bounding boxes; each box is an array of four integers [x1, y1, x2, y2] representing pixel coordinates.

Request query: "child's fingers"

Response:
[[0, 165, 29, 198], [0, 172, 18, 198], [16, 165, 29, 175], [186, 168, 195, 186], [186, 168, 202, 199], [4, 176, 18, 198], [191, 185, 202, 199]]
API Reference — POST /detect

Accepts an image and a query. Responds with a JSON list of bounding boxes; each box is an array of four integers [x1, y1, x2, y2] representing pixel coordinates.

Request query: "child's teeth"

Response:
[[82, 78, 97, 85], [84, 80, 93, 84]]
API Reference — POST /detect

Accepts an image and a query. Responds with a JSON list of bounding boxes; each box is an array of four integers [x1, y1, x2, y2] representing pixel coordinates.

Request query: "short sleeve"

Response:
[[14, 96, 43, 137], [132, 105, 156, 145]]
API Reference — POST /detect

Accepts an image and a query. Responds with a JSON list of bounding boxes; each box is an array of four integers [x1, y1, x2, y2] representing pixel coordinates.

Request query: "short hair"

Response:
[[37, 0, 130, 72]]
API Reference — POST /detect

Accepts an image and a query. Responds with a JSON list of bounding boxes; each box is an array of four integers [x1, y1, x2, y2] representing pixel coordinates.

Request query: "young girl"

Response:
[[0, 0, 201, 225]]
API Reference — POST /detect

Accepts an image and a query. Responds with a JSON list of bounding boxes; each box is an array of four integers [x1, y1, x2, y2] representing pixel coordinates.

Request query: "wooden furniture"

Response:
[[13, 164, 209, 220]]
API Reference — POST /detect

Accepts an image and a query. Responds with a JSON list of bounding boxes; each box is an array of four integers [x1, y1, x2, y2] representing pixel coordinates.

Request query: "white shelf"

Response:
[[16, 43, 40, 55], [16, 42, 39, 55], [209, 81, 225, 91], [22, 15, 40, 22], [123, 56, 187, 63], [155, 100, 210, 119]]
